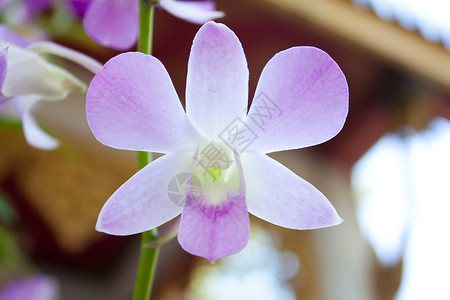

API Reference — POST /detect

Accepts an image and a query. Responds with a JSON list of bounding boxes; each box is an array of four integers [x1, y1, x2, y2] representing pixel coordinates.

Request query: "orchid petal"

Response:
[[83, 0, 138, 50], [186, 21, 248, 140], [0, 275, 59, 300], [0, 47, 7, 104], [242, 152, 342, 229], [0, 24, 31, 47], [14, 96, 59, 150], [159, 0, 224, 24], [96, 152, 193, 235], [26, 41, 102, 74], [86, 52, 200, 153], [178, 150, 249, 262], [1, 43, 85, 100], [246, 47, 348, 153], [0, 47, 7, 83]]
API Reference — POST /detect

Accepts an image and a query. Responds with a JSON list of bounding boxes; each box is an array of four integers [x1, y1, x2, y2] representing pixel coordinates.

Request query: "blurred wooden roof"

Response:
[[245, 0, 450, 91]]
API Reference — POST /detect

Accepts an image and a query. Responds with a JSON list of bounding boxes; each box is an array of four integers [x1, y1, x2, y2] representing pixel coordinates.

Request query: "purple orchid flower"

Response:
[[87, 22, 349, 262], [83, 0, 224, 50], [0, 25, 102, 150], [0, 275, 59, 300]]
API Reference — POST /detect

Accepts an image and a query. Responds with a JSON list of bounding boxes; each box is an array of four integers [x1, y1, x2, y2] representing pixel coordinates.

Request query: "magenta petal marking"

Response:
[[83, 0, 138, 50], [178, 195, 249, 262], [247, 46, 349, 153], [178, 151, 249, 262], [86, 52, 199, 153], [242, 152, 342, 229], [186, 21, 249, 140], [96, 153, 191, 235]]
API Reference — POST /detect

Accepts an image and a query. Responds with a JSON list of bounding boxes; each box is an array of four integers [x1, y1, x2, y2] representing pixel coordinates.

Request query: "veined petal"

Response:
[[0, 25, 31, 47], [242, 152, 342, 229], [86, 52, 201, 153], [26, 41, 102, 74], [159, 0, 224, 24], [83, 0, 138, 50], [246, 47, 348, 153], [96, 152, 193, 235], [178, 149, 249, 262], [186, 21, 249, 140], [1, 43, 85, 100], [14, 96, 59, 150]]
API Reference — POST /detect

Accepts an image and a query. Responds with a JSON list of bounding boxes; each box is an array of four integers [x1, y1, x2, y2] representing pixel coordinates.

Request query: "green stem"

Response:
[[137, 151, 153, 170], [137, 0, 154, 55], [133, 228, 159, 300], [133, 2, 158, 300]]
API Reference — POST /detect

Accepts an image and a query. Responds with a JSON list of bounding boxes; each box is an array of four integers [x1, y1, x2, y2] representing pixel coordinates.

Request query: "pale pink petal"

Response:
[[14, 96, 59, 150], [242, 152, 342, 229], [0, 24, 31, 47], [246, 46, 348, 153], [86, 52, 200, 153], [178, 150, 249, 262], [83, 0, 138, 50], [96, 152, 193, 235], [186, 21, 248, 140], [26, 41, 102, 74], [159, 0, 224, 24]]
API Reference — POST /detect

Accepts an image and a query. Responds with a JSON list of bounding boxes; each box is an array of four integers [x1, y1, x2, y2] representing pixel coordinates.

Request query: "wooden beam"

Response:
[[245, 0, 450, 90]]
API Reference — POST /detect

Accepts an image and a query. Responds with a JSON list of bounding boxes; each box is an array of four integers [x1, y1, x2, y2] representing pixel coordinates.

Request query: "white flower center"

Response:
[[192, 141, 240, 206]]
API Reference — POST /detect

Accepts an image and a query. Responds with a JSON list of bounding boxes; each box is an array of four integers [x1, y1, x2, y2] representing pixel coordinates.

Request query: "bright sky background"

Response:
[[352, 117, 450, 299], [352, 0, 450, 49]]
